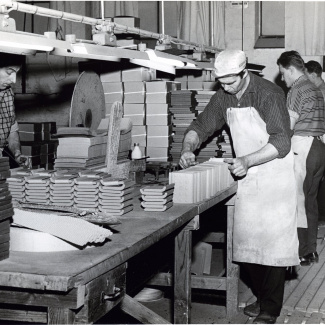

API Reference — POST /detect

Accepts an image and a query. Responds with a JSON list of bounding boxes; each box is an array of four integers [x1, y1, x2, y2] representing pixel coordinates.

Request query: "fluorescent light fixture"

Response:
[[0, 40, 53, 52], [146, 49, 185, 67], [130, 58, 175, 74]]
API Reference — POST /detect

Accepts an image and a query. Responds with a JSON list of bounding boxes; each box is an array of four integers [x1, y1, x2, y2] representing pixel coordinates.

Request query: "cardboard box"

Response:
[[131, 134, 146, 147], [113, 17, 140, 33], [147, 125, 172, 137], [146, 103, 169, 115], [203, 82, 218, 91], [146, 93, 171, 104], [132, 125, 146, 136], [187, 81, 204, 90], [21, 144, 41, 156], [100, 70, 122, 82], [102, 82, 123, 93], [147, 135, 172, 147], [146, 114, 171, 125], [122, 68, 153, 82], [123, 82, 145, 103], [146, 81, 180, 93], [124, 114, 145, 126], [123, 103, 145, 115], [146, 146, 170, 162]]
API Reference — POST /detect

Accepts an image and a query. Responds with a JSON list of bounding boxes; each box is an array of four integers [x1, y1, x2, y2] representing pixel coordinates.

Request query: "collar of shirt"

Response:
[[291, 74, 308, 88], [243, 72, 258, 94]]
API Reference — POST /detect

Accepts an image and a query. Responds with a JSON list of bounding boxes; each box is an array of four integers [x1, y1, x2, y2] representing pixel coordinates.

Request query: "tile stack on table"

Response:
[[74, 177, 101, 211], [140, 183, 174, 211], [169, 90, 197, 163], [99, 178, 135, 216], [54, 132, 108, 170], [123, 67, 155, 158], [50, 175, 78, 207], [169, 158, 234, 204], [18, 122, 57, 170], [0, 157, 17, 260], [25, 175, 51, 204], [146, 81, 180, 162]]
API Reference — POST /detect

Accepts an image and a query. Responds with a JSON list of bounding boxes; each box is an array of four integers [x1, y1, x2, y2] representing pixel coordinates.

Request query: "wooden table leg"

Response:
[[174, 216, 199, 324], [48, 307, 76, 324], [226, 196, 239, 318]]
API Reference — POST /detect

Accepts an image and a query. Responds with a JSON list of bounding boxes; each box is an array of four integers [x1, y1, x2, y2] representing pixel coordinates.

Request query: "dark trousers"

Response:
[[243, 263, 286, 316], [298, 137, 325, 256]]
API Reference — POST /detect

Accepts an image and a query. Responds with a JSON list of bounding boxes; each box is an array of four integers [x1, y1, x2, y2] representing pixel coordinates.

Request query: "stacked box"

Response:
[[113, 16, 141, 47], [50, 175, 77, 207], [169, 90, 197, 163], [145, 81, 180, 162], [100, 70, 122, 117], [19, 122, 57, 170], [0, 157, 13, 260], [25, 175, 51, 204], [74, 177, 100, 210]]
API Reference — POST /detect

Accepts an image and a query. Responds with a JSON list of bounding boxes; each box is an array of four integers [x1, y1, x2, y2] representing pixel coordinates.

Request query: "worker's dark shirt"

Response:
[[0, 87, 17, 148], [186, 72, 292, 158]]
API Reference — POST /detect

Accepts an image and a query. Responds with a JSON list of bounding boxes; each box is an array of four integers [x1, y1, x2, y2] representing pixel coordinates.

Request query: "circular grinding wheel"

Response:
[[70, 71, 105, 130]]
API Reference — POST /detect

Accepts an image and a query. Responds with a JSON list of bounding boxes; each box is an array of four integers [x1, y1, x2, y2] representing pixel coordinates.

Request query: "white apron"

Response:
[[291, 135, 313, 228], [227, 107, 299, 266]]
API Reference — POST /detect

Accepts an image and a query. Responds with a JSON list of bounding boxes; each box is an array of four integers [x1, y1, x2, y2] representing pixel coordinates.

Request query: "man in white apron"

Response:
[[277, 51, 325, 266], [179, 50, 299, 324]]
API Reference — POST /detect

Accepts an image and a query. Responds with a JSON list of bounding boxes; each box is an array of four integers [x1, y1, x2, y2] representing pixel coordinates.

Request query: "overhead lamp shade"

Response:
[[0, 40, 53, 54], [130, 58, 175, 74], [145, 49, 185, 67]]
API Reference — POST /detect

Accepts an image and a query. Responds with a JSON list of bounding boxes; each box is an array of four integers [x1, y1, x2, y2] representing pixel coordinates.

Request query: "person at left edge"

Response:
[[179, 50, 299, 324], [0, 52, 25, 168]]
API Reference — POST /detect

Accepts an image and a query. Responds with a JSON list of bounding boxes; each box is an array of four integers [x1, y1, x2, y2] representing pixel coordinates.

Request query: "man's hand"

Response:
[[179, 150, 197, 169], [224, 157, 249, 177]]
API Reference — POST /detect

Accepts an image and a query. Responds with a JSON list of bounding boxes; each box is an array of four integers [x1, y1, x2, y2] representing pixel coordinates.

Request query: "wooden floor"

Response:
[[232, 226, 325, 324]]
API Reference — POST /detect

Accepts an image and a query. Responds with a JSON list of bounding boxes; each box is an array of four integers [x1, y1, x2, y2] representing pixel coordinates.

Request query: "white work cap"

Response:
[[214, 50, 247, 78]]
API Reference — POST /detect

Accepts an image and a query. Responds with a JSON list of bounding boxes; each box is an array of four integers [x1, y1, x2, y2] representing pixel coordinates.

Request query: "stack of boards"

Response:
[[140, 183, 174, 212], [169, 158, 234, 204], [0, 157, 13, 261], [99, 179, 135, 215], [7, 168, 135, 216]]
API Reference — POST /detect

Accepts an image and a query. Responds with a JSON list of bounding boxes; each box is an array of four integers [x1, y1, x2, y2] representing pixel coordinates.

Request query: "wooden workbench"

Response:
[[0, 182, 237, 324]]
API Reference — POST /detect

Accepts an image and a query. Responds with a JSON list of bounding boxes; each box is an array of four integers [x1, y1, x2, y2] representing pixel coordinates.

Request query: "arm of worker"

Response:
[[224, 143, 279, 177], [288, 109, 299, 130], [179, 92, 226, 169], [7, 122, 24, 165], [179, 130, 200, 169]]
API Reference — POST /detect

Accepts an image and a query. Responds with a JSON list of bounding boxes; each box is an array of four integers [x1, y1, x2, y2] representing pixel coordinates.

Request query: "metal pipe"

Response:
[[1, 0, 222, 53]]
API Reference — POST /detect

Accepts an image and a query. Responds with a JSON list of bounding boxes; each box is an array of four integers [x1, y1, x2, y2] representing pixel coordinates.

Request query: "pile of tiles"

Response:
[[99, 178, 135, 215], [169, 158, 235, 204], [0, 157, 14, 261], [140, 183, 174, 211]]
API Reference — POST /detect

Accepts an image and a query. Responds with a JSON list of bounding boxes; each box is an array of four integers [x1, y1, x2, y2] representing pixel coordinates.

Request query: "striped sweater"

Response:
[[287, 75, 325, 137]]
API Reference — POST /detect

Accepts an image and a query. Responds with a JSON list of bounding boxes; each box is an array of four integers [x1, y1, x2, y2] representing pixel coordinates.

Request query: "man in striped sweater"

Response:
[[277, 51, 325, 266]]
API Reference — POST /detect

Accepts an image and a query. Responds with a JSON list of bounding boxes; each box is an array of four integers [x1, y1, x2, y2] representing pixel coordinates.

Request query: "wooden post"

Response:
[[225, 195, 239, 318], [106, 101, 130, 178], [173, 217, 199, 324]]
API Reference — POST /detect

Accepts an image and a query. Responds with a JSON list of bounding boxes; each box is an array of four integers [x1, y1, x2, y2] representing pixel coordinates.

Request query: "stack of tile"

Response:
[[25, 175, 51, 204], [0, 157, 13, 260], [169, 158, 234, 204], [74, 177, 101, 210], [194, 91, 216, 115], [7, 175, 27, 202], [140, 183, 174, 211], [19, 122, 57, 170], [195, 132, 220, 163], [50, 175, 77, 207], [170, 90, 197, 163], [123, 67, 153, 158], [99, 178, 135, 216], [146, 81, 180, 162], [216, 128, 234, 158]]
